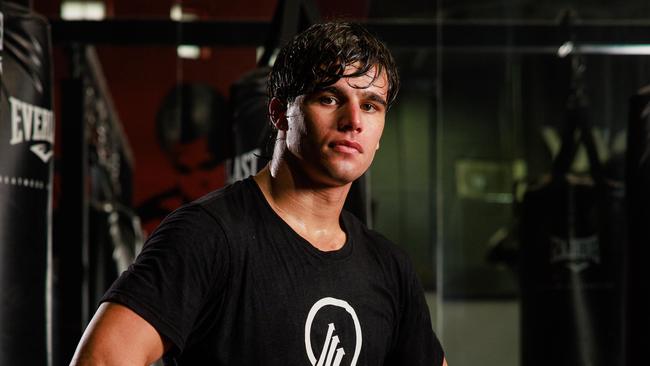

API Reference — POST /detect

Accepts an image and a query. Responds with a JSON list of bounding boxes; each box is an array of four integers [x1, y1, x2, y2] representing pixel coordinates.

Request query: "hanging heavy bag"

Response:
[[520, 88, 625, 366], [0, 2, 54, 365], [227, 67, 273, 183], [626, 89, 650, 365]]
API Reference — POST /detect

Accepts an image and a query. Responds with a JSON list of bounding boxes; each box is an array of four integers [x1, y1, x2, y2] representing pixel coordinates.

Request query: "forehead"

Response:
[[330, 64, 388, 97]]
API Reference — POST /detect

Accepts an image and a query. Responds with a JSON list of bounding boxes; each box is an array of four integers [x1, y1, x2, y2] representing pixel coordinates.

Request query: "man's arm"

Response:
[[70, 302, 170, 366]]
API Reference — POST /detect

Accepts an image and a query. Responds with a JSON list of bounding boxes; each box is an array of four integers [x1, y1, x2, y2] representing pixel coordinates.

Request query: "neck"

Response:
[[253, 146, 351, 251]]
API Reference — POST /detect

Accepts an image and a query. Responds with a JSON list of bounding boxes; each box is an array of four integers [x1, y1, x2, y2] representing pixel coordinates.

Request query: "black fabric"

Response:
[[102, 177, 443, 366]]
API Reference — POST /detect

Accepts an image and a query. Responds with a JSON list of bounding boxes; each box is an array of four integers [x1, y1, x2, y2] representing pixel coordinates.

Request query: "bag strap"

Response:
[[550, 18, 605, 185], [551, 88, 605, 184], [257, 0, 320, 68]]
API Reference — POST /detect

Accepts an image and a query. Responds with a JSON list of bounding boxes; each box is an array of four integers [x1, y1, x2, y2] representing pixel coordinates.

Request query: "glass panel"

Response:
[[370, 48, 437, 289], [434, 35, 648, 366], [435, 48, 523, 366]]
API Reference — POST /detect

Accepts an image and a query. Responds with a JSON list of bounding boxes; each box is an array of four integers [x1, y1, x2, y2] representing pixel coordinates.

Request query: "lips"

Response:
[[330, 139, 363, 153]]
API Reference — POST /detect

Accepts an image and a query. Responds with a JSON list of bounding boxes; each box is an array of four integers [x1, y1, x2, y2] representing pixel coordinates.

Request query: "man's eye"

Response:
[[320, 96, 337, 105], [361, 103, 377, 111]]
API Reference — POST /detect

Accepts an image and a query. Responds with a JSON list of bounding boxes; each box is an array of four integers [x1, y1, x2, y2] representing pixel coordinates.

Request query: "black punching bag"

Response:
[[626, 88, 650, 365], [0, 2, 54, 365], [227, 67, 272, 183], [520, 96, 625, 366]]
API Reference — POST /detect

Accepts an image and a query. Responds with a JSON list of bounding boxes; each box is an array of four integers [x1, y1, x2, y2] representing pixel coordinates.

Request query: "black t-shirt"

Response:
[[102, 177, 444, 365]]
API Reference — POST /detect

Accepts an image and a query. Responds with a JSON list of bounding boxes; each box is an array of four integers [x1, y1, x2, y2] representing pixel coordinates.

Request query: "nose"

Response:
[[338, 103, 363, 133]]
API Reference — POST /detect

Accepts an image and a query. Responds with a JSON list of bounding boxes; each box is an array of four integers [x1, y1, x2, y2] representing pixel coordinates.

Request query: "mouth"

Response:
[[329, 140, 364, 154]]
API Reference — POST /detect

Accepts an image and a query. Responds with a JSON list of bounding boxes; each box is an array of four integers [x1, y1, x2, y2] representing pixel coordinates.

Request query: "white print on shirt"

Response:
[[304, 297, 362, 366]]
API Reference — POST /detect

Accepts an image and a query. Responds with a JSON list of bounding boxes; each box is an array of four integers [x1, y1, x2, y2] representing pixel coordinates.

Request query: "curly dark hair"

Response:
[[268, 22, 400, 109]]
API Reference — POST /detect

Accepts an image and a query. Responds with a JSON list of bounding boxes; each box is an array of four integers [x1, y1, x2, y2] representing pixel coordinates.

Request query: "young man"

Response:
[[71, 22, 446, 366]]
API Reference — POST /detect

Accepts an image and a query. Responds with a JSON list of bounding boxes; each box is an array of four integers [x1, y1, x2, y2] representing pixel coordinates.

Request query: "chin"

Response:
[[301, 156, 371, 187], [323, 166, 366, 186]]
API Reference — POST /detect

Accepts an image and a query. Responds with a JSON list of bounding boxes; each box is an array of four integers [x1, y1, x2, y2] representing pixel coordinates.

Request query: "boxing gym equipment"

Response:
[[0, 2, 54, 365], [520, 55, 625, 366], [155, 82, 230, 166], [227, 67, 273, 182], [84, 47, 140, 318], [626, 88, 650, 366], [53, 46, 140, 366]]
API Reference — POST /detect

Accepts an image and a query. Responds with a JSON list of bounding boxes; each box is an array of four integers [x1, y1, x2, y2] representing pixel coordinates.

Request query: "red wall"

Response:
[[97, 46, 256, 232]]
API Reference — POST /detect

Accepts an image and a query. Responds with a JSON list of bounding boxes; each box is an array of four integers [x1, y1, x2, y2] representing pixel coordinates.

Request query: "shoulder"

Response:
[[152, 178, 254, 236], [146, 177, 263, 253], [140, 202, 227, 267], [191, 177, 258, 227], [144, 180, 254, 252], [150, 202, 219, 242]]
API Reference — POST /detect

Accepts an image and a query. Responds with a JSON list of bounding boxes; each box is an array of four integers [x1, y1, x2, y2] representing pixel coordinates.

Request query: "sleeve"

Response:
[[100, 203, 230, 353], [385, 254, 445, 366]]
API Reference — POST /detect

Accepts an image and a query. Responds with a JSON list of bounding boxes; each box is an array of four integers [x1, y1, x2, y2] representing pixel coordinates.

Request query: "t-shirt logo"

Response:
[[304, 297, 362, 366]]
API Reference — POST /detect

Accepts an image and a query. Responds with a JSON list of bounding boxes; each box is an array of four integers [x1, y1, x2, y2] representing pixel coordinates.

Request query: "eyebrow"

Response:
[[362, 91, 388, 107], [317, 86, 388, 107]]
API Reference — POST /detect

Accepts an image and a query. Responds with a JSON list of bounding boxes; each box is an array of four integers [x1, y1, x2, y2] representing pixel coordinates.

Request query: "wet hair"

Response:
[[268, 21, 400, 109]]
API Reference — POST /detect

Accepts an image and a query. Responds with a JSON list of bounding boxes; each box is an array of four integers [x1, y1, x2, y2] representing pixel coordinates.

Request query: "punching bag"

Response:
[[626, 88, 650, 365], [0, 2, 54, 365], [520, 93, 625, 366], [227, 67, 272, 183]]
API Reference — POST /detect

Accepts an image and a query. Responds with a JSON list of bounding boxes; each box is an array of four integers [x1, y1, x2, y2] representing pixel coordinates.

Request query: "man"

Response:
[[71, 22, 447, 366]]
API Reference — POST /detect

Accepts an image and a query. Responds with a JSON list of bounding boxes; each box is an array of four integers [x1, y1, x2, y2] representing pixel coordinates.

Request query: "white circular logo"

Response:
[[304, 297, 362, 366]]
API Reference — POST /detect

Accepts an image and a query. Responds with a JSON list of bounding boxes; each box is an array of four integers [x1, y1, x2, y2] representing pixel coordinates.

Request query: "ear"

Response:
[[269, 97, 288, 131], [376, 142, 380, 150]]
